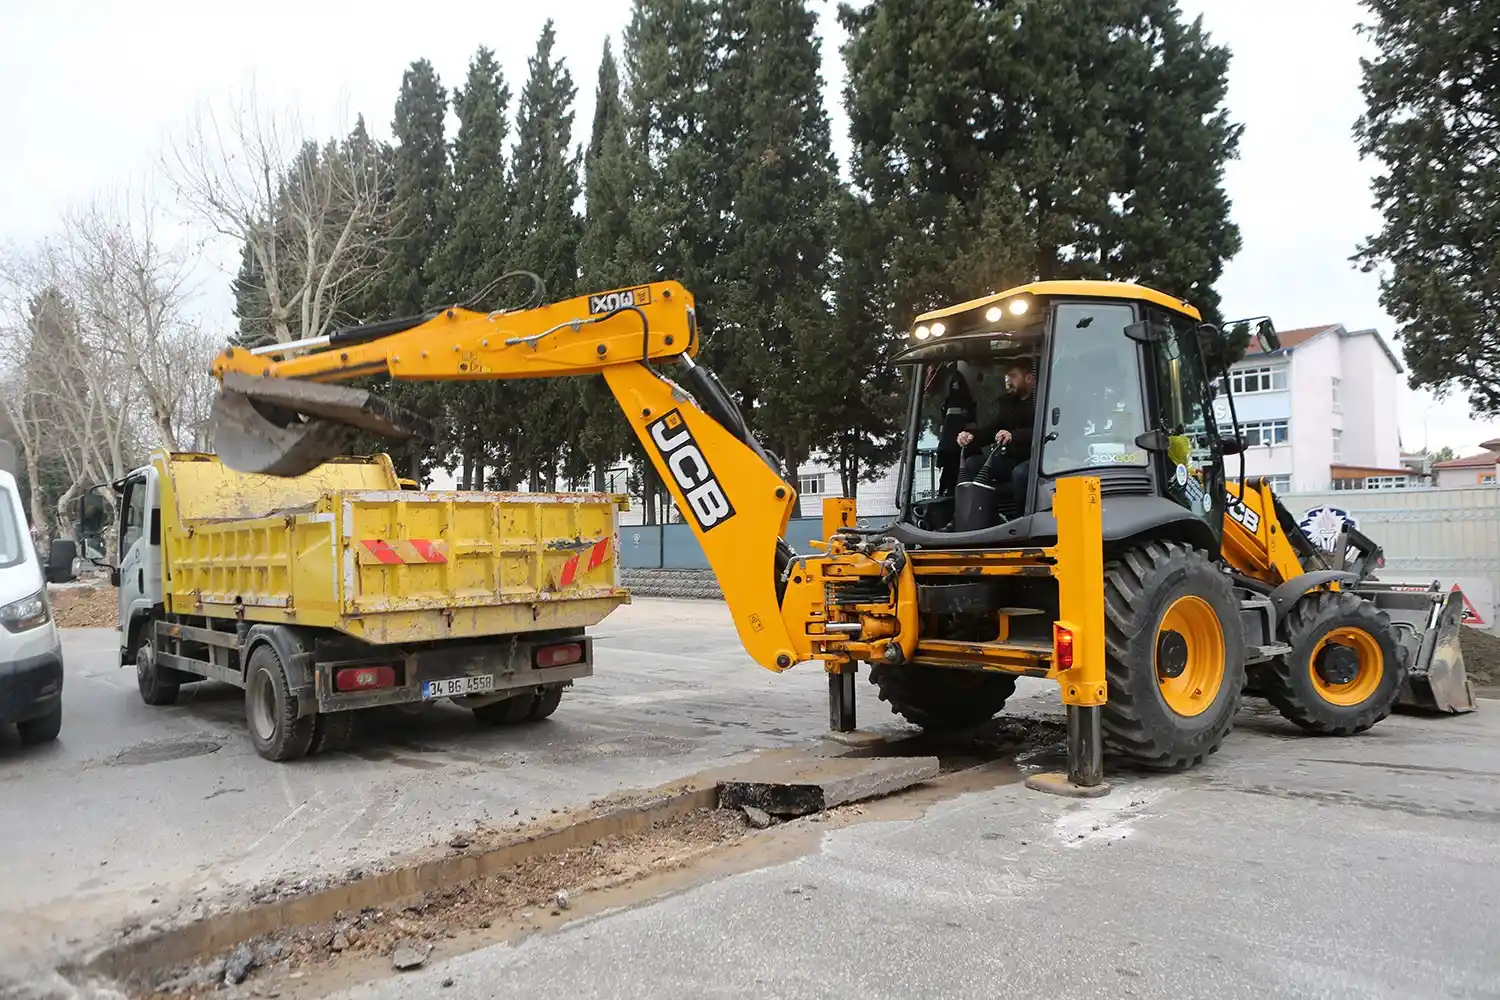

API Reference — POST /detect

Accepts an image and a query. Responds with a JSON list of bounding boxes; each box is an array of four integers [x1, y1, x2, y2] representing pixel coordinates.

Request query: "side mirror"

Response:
[[109, 566, 121, 588], [1254, 319, 1280, 353], [45, 539, 77, 584], [1219, 434, 1245, 456]]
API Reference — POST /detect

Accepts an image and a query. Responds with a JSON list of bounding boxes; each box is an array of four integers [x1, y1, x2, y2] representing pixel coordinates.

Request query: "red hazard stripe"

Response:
[[559, 553, 581, 588], [362, 540, 402, 565], [586, 536, 610, 571], [410, 539, 448, 564]]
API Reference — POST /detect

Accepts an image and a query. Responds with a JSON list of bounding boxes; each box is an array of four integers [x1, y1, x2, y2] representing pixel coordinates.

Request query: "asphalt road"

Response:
[[0, 600, 891, 975], [5, 600, 1500, 999], [335, 699, 1500, 1000]]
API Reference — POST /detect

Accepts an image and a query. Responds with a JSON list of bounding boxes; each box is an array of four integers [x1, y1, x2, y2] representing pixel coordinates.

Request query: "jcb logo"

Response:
[[589, 286, 652, 315], [1226, 496, 1260, 533], [649, 410, 736, 531]]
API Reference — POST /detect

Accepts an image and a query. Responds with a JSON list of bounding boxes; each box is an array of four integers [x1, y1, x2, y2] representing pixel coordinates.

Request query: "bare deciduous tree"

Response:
[[164, 87, 392, 345]]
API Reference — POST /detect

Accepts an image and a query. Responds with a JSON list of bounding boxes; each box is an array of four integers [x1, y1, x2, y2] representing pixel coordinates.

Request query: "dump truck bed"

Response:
[[156, 453, 627, 644]]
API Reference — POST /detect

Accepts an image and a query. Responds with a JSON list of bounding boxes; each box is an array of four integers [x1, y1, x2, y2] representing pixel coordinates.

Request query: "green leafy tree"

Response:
[[840, 0, 1242, 327], [1355, 0, 1500, 414]]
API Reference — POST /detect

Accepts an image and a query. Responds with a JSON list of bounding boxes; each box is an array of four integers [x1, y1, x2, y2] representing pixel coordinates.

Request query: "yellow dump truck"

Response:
[[83, 450, 627, 760]]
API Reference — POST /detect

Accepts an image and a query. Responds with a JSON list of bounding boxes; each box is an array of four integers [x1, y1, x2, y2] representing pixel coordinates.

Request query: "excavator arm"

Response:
[[209, 281, 822, 673]]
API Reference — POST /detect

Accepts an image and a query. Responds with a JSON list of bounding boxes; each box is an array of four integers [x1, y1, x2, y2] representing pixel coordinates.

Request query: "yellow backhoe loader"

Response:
[[203, 276, 1471, 792]]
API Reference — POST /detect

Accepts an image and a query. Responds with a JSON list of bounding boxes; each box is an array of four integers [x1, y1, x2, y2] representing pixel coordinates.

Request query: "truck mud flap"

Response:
[[1358, 584, 1477, 715]]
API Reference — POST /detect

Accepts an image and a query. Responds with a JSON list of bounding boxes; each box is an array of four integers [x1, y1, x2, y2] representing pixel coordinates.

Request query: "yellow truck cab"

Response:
[[90, 450, 628, 761]]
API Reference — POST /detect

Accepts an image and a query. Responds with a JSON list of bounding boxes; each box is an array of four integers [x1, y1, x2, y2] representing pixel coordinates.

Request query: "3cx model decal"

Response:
[[648, 410, 736, 531], [589, 286, 653, 315]]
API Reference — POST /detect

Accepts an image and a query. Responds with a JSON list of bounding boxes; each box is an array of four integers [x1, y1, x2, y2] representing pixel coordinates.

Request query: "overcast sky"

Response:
[[2, 0, 1494, 457]]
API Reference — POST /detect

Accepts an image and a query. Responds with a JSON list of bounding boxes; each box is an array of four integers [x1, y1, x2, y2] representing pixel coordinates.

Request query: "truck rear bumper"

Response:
[[312, 634, 594, 713]]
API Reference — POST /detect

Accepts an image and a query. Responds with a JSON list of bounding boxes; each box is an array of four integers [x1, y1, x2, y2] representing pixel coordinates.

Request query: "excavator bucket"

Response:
[[1357, 583, 1478, 715], [210, 373, 431, 477]]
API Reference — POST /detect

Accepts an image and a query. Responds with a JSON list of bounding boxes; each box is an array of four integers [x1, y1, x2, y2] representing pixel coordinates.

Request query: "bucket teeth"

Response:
[[209, 374, 431, 478]]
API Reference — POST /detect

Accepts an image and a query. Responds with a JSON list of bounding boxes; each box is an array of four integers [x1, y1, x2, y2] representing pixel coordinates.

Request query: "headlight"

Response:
[[914, 325, 930, 340], [985, 306, 1003, 323], [930, 322, 946, 337], [0, 590, 49, 633], [1008, 297, 1030, 316]]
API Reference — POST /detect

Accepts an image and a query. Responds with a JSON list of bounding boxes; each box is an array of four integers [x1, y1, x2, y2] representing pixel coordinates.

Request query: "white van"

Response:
[[0, 454, 64, 744]]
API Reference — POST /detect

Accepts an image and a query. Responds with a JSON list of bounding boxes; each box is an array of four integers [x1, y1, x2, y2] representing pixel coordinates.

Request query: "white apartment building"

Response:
[[1215, 323, 1409, 493]]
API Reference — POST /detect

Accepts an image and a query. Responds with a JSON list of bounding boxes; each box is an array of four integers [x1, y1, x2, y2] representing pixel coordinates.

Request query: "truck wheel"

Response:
[[17, 703, 63, 744], [868, 663, 1018, 731], [1101, 540, 1245, 771], [471, 693, 535, 726], [137, 645, 180, 707], [1261, 591, 1403, 735], [245, 644, 315, 761], [527, 684, 565, 721], [310, 710, 357, 754]]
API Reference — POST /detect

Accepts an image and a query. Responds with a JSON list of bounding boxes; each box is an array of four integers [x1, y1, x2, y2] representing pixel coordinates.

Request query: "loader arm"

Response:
[[210, 281, 812, 672]]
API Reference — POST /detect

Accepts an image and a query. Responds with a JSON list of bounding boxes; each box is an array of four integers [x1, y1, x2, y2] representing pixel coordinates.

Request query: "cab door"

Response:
[[1145, 309, 1226, 538]]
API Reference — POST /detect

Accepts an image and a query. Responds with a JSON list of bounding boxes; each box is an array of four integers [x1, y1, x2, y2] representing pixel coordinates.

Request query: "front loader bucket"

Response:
[[1399, 589, 1478, 714], [210, 373, 431, 477]]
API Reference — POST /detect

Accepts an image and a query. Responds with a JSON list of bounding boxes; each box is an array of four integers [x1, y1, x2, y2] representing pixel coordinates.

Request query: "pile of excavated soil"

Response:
[[1459, 628, 1500, 688], [49, 585, 117, 628]]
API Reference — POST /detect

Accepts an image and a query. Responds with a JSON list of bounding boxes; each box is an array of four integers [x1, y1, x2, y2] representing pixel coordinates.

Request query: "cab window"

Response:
[[1039, 303, 1149, 475], [120, 477, 147, 557]]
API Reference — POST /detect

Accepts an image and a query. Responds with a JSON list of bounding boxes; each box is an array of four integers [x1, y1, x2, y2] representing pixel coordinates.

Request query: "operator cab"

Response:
[[891, 281, 1230, 552]]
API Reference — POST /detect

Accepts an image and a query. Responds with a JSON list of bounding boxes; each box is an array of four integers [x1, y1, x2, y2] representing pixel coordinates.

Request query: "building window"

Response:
[[916, 453, 934, 470], [1331, 377, 1341, 414], [1265, 475, 1292, 494], [1239, 419, 1290, 447], [799, 474, 825, 496], [1364, 475, 1409, 490], [1229, 365, 1288, 394], [1332, 428, 1343, 461], [1482, 473, 1496, 486]]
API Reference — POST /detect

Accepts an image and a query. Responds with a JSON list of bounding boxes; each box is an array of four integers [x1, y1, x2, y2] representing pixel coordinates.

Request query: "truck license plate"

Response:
[[421, 675, 495, 699]]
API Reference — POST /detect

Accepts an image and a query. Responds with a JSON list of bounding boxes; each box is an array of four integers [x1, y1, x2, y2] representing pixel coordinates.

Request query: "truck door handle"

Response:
[[138, 569, 144, 591]]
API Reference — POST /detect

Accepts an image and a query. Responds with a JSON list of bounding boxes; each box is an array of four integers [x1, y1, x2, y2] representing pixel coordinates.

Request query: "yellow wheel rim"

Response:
[[1308, 627, 1384, 706], [1155, 596, 1226, 717]]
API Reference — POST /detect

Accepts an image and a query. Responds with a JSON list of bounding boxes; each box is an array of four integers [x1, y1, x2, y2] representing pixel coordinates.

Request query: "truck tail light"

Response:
[[1053, 626, 1074, 670], [336, 665, 396, 691], [536, 642, 584, 668]]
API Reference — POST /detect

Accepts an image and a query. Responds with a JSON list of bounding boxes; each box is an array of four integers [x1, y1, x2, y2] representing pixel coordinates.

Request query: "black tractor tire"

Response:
[[869, 663, 1018, 731], [310, 709, 357, 754], [1261, 590, 1403, 735], [17, 703, 63, 745], [136, 644, 181, 707], [472, 693, 537, 727], [1102, 540, 1246, 771], [245, 644, 315, 761]]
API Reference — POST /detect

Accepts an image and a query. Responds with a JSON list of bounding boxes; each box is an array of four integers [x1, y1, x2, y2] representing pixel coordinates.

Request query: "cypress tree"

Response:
[[506, 21, 585, 491], [576, 38, 640, 491]]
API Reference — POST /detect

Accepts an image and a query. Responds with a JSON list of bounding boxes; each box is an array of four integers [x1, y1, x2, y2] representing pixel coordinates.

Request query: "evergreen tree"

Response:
[[431, 47, 514, 488], [1355, 0, 1500, 414], [506, 21, 585, 490], [576, 38, 640, 490], [713, 0, 842, 514], [381, 60, 452, 479], [841, 0, 1242, 325]]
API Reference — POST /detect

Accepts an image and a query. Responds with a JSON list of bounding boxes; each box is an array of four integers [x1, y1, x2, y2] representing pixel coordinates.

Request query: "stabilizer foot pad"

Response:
[[1024, 772, 1112, 798]]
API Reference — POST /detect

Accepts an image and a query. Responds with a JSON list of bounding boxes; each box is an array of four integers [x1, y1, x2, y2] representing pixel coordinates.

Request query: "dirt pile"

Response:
[[49, 585, 117, 628], [1459, 627, 1500, 688]]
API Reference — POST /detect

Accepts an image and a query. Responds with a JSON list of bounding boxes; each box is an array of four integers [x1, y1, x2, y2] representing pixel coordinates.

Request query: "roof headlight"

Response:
[[914, 325, 930, 340], [985, 306, 1003, 323], [930, 322, 946, 337], [1008, 297, 1030, 316]]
